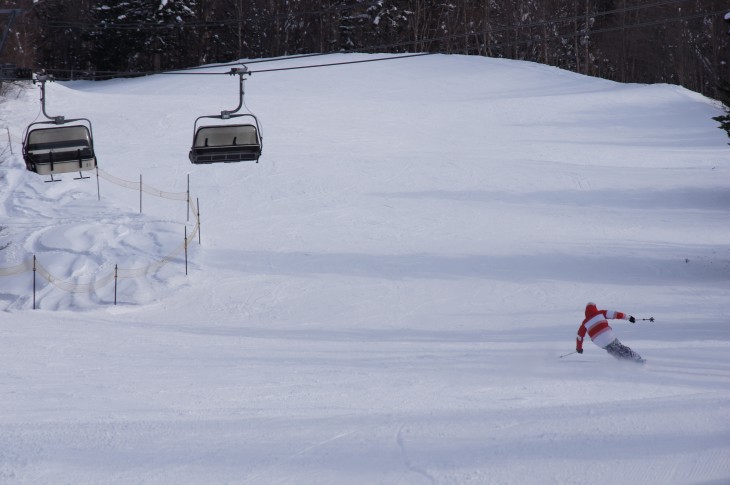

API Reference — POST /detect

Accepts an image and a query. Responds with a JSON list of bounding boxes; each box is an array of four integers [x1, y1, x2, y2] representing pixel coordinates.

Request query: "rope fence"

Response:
[[0, 162, 201, 308]]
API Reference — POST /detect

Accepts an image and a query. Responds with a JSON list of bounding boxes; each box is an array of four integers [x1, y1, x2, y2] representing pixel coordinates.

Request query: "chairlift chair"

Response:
[[190, 117, 262, 164], [189, 66, 263, 164], [23, 122, 96, 179], [21, 74, 97, 182]]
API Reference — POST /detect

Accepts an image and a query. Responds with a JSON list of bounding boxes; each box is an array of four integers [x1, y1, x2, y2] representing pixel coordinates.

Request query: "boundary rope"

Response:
[[0, 165, 200, 297]]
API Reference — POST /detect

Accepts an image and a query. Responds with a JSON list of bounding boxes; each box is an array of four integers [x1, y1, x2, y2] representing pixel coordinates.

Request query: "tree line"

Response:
[[1, 0, 728, 103]]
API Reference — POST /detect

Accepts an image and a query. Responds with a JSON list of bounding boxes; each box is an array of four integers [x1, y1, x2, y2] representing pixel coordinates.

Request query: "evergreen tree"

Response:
[[30, 0, 92, 77], [88, 0, 197, 75], [17, 0, 730, 102]]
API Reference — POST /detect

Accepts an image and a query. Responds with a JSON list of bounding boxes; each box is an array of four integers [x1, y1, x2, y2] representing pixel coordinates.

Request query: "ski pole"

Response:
[[559, 351, 577, 358]]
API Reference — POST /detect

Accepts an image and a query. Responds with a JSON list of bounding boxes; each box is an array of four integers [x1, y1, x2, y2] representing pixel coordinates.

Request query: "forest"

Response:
[[1, 1, 729, 104]]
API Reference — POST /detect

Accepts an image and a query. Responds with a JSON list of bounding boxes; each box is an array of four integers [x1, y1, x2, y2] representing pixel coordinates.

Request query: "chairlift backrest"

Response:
[[26, 125, 92, 152], [194, 124, 259, 148]]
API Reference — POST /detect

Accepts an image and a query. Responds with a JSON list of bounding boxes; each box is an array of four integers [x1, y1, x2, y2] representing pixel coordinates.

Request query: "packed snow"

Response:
[[1, 54, 729, 484]]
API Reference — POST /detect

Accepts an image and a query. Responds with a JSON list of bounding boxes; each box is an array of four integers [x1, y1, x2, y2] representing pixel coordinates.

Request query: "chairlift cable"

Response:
[[246, 52, 433, 75], [164, 4, 724, 77], [158, 52, 433, 77], [94, 0, 693, 75]]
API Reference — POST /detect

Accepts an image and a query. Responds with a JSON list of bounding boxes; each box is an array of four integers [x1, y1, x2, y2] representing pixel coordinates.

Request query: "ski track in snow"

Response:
[[0, 54, 729, 484]]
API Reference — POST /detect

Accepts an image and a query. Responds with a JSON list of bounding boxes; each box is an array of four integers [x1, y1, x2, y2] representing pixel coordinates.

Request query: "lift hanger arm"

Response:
[[220, 66, 249, 119]]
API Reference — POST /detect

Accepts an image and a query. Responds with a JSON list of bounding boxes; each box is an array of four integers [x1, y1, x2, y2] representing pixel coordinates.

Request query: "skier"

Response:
[[576, 302, 645, 364]]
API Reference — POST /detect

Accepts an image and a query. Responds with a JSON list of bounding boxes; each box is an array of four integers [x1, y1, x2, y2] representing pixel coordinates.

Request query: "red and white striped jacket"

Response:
[[576, 303, 631, 350]]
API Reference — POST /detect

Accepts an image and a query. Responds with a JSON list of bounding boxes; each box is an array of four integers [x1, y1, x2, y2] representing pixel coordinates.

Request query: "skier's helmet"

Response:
[[585, 302, 598, 318]]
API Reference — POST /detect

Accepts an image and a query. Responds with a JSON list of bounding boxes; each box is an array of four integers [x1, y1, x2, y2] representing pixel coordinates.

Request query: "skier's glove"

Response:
[[576, 348, 583, 354], [629, 316, 636, 323]]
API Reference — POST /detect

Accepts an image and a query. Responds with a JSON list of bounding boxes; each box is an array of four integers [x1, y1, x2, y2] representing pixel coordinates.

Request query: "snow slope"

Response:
[[1, 54, 729, 484]]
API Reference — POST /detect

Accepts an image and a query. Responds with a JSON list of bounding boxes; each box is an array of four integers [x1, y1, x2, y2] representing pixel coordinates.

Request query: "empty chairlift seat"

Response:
[[189, 124, 262, 164], [23, 125, 97, 175]]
